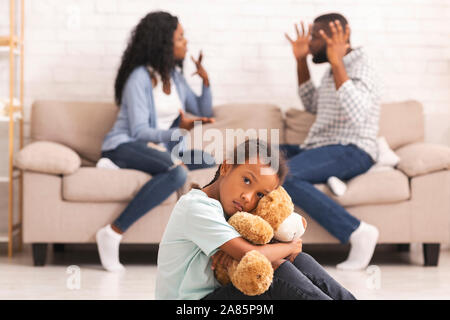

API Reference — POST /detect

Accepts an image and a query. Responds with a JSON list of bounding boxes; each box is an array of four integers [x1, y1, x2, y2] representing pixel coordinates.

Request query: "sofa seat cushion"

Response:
[[62, 167, 177, 204], [314, 169, 410, 207]]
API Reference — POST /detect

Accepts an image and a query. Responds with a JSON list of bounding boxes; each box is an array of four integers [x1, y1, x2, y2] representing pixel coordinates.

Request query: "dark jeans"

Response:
[[203, 252, 356, 300], [102, 141, 216, 232], [280, 143, 374, 243]]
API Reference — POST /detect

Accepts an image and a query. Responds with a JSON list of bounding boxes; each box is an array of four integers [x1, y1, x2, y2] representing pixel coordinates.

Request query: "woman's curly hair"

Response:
[[114, 11, 182, 106]]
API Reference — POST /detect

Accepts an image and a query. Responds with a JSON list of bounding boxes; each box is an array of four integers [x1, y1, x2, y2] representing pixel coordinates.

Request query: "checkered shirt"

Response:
[[298, 47, 381, 162]]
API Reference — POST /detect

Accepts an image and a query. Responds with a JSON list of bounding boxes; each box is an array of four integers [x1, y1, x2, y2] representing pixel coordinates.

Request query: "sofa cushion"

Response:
[[395, 142, 450, 177], [185, 103, 285, 162], [181, 166, 220, 197], [14, 141, 81, 175], [314, 169, 410, 207], [62, 167, 176, 204], [31, 100, 118, 163], [378, 100, 424, 150], [284, 109, 316, 145], [284, 100, 424, 150]]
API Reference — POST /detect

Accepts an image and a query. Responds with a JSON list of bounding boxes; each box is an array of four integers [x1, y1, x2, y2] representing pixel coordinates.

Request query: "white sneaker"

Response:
[[327, 176, 347, 197], [336, 222, 379, 271], [96, 224, 125, 272], [96, 158, 120, 170]]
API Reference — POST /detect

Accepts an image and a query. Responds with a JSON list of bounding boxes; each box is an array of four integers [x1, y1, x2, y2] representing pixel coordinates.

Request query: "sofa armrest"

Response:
[[14, 141, 81, 175], [395, 142, 450, 177]]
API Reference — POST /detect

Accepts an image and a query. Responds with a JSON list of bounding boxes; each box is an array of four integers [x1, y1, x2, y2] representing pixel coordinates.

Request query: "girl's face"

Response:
[[173, 23, 188, 60], [219, 159, 280, 217]]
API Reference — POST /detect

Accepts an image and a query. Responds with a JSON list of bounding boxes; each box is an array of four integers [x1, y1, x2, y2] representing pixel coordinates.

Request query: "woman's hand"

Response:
[[286, 238, 303, 263], [285, 21, 312, 61], [319, 20, 350, 66], [178, 109, 215, 131], [211, 250, 234, 271], [191, 51, 210, 87]]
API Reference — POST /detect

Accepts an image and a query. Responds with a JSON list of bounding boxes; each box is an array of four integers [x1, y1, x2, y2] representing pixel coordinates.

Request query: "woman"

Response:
[[96, 11, 216, 272]]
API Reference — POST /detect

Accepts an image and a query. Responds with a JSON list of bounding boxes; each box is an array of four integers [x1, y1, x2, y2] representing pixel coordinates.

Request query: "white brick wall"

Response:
[[0, 0, 449, 146]]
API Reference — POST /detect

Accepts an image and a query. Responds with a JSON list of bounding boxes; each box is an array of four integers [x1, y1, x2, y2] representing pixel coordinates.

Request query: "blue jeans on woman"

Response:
[[203, 252, 356, 300], [102, 141, 216, 233], [279, 143, 374, 244]]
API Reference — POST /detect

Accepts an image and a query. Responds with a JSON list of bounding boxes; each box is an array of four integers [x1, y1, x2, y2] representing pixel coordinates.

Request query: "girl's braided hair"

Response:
[[198, 138, 288, 189]]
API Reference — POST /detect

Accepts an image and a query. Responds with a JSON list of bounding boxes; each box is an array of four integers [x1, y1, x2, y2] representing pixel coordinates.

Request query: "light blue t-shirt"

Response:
[[155, 189, 241, 300]]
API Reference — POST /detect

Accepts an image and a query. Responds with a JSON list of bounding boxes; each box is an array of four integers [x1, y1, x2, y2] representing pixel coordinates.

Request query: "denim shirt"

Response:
[[102, 65, 213, 152]]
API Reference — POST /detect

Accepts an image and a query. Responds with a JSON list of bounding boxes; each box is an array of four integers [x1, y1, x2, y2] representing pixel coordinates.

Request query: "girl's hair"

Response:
[[114, 11, 182, 106], [201, 139, 288, 189]]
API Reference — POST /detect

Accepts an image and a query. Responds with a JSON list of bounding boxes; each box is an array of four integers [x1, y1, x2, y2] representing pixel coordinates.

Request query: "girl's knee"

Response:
[[272, 259, 287, 271], [293, 252, 317, 266]]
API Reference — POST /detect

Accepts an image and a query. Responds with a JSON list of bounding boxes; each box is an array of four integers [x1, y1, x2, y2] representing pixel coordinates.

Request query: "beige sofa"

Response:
[[18, 100, 450, 266]]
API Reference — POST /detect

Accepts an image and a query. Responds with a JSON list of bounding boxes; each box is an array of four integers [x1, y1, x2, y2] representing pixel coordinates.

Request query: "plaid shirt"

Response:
[[298, 47, 381, 162]]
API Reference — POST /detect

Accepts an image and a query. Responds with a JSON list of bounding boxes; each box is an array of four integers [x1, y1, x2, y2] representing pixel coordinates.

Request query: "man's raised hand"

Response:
[[285, 21, 312, 61], [319, 20, 350, 66]]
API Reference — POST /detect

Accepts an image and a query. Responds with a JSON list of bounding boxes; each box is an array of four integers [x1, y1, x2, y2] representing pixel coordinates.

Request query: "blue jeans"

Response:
[[102, 141, 216, 232], [203, 252, 356, 300], [280, 143, 374, 243]]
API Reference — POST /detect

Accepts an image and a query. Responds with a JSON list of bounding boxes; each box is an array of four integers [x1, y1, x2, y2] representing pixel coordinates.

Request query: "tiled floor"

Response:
[[1, 243, 449, 300]]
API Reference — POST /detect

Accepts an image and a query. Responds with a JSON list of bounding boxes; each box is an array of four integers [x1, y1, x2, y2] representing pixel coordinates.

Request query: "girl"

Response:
[[96, 11, 216, 272], [155, 139, 356, 300]]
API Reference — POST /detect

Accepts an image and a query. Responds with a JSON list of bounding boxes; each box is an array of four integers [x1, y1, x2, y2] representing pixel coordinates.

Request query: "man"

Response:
[[282, 13, 381, 271]]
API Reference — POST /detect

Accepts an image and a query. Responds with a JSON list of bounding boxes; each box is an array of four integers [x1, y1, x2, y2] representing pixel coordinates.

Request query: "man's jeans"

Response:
[[280, 143, 374, 243], [203, 252, 356, 300], [102, 141, 216, 232]]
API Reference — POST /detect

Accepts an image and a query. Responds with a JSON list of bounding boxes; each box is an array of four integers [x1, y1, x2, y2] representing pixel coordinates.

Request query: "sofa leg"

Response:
[[32, 243, 48, 266], [423, 243, 440, 266], [53, 243, 65, 253]]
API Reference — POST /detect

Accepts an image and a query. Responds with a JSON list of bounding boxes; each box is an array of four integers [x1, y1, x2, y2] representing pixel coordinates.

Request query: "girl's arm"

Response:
[[219, 237, 301, 263]]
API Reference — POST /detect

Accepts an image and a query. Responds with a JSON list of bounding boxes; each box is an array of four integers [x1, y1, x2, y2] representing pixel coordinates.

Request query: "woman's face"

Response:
[[173, 23, 188, 60], [218, 159, 280, 217]]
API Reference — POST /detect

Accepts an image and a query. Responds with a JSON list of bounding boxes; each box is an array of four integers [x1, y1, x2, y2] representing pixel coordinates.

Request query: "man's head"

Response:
[[309, 13, 350, 64]]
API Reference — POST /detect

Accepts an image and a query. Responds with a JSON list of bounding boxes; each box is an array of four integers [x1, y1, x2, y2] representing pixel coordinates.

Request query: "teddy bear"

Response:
[[214, 186, 307, 296]]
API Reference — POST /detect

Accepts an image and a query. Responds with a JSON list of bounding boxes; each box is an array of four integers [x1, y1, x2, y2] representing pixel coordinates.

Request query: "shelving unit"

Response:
[[0, 0, 25, 258]]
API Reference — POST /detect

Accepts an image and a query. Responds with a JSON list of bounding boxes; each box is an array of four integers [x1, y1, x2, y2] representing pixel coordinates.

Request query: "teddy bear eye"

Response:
[[257, 192, 264, 198]]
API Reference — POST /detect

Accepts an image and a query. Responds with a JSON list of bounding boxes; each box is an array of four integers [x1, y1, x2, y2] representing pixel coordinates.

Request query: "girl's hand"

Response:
[[191, 51, 210, 87], [178, 109, 215, 131], [319, 20, 350, 66], [285, 21, 312, 61], [211, 250, 234, 271], [286, 238, 303, 263]]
